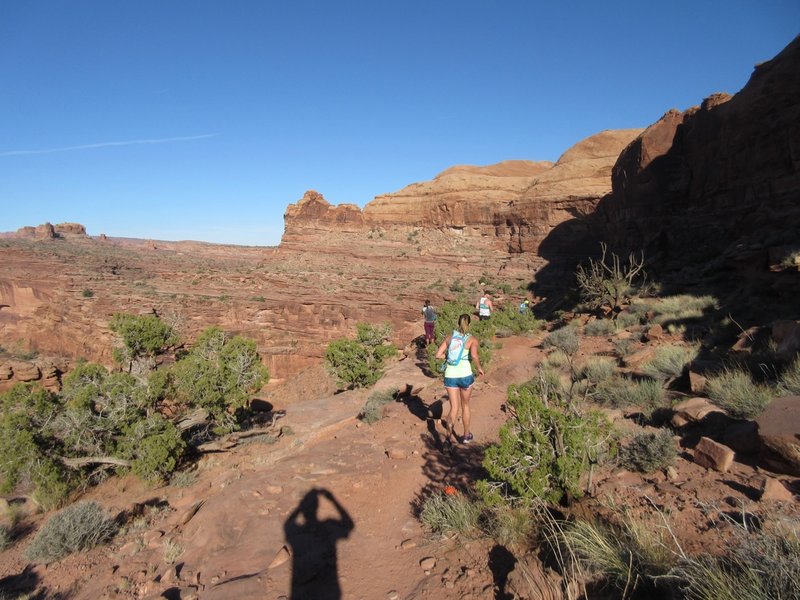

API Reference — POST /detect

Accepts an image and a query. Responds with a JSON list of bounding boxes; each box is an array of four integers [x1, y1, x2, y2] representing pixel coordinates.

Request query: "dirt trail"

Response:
[[0, 334, 544, 599]]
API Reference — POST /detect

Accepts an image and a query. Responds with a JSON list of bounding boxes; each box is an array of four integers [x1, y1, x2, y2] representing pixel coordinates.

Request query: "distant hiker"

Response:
[[435, 313, 484, 446], [519, 299, 530, 314], [422, 299, 437, 345], [476, 293, 493, 321]]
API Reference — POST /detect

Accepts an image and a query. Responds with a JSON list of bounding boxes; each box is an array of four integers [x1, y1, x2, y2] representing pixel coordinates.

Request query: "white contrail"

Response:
[[0, 133, 218, 156]]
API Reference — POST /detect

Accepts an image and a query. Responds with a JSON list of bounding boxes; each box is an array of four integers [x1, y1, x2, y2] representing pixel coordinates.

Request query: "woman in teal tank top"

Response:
[[434, 314, 484, 446]]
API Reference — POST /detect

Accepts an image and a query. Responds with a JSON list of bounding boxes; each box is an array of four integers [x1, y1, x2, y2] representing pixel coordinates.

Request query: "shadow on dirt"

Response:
[[284, 487, 354, 600], [0, 565, 77, 599], [396, 384, 443, 422], [489, 544, 517, 600]]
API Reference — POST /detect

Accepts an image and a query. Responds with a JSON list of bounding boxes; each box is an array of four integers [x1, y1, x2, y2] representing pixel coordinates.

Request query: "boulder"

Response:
[[688, 370, 708, 394], [622, 347, 656, 370], [693, 437, 734, 472], [644, 324, 664, 342], [671, 397, 726, 428], [757, 476, 795, 502], [756, 396, 800, 476], [0, 364, 12, 380]]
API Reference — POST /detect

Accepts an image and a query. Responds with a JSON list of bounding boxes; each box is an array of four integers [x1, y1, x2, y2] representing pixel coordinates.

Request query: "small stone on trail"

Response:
[[269, 545, 292, 569], [694, 437, 735, 472], [420, 556, 436, 570], [666, 466, 678, 481], [401, 538, 416, 549], [119, 541, 140, 557], [266, 485, 283, 494], [387, 591, 399, 600], [758, 477, 795, 502], [386, 447, 408, 460]]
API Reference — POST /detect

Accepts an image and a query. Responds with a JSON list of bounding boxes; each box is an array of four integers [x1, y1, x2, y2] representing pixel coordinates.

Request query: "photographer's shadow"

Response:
[[284, 487, 354, 600]]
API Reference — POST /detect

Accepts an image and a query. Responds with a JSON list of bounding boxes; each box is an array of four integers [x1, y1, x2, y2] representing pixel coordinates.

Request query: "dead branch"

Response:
[[61, 456, 132, 469]]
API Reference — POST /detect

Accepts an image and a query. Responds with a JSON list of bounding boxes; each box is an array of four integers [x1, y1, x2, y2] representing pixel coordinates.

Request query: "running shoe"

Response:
[[462, 432, 474, 444]]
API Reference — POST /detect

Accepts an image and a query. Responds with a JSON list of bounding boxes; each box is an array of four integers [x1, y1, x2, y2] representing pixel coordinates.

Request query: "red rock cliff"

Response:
[[601, 35, 800, 269], [281, 129, 642, 253]]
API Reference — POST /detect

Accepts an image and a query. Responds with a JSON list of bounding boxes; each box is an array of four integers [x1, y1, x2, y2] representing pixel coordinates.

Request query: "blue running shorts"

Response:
[[444, 375, 475, 389]]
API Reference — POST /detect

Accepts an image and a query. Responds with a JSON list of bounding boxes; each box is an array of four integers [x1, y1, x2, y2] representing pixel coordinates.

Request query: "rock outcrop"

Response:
[[14, 222, 88, 239], [282, 129, 643, 255], [601, 35, 800, 269]]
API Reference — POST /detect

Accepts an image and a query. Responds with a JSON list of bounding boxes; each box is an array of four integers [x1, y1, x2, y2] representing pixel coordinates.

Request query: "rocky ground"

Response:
[[1, 322, 797, 599]]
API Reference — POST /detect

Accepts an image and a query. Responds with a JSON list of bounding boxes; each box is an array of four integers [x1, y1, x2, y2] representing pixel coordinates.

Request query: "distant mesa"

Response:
[[281, 129, 643, 255], [15, 222, 88, 239]]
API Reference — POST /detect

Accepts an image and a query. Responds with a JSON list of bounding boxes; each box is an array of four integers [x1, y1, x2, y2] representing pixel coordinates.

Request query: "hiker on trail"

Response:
[[476, 293, 493, 321], [422, 299, 437, 345], [519, 299, 530, 314], [435, 313, 484, 446]]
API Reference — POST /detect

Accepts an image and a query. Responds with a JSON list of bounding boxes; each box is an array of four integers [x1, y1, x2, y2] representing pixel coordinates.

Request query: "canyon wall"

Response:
[[601, 35, 800, 271]]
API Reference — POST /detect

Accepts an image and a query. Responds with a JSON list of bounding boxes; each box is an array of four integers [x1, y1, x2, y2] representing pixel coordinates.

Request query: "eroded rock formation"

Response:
[[602, 35, 800, 269], [282, 129, 643, 255]]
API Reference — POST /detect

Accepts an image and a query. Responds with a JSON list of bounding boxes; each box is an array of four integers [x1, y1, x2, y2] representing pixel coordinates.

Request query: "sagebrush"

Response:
[[26, 501, 117, 563], [619, 428, 677, 473]]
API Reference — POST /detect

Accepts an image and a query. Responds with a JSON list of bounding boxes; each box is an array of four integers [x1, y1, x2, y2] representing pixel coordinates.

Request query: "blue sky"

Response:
[[1, 1, 797, 246]]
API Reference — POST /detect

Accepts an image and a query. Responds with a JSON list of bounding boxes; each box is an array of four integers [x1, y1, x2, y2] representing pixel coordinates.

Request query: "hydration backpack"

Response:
[[445, 331, 470, 366]]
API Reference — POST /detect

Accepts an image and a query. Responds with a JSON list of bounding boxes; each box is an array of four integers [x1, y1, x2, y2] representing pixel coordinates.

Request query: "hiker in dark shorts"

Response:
[[422, 299, 437, 345]]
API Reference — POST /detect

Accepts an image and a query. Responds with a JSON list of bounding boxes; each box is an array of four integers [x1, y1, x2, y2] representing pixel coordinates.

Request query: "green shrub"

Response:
[[778, 357, 800, 396], [420, 490, 481, 536], [613, 338, 636, 358], [490, 305, 542, 335], [678, 518, 800, 600], [641, 345, 693, 381], [579, 356, 617, 384], [706, 368, 773, 420], [615, 311, 641, 329], [479, 380, 615, 505], [359, 388, 398, 424], [118, 415, 186, 482], [109, 312, 178, 363], [81, 288, 94, 298], [560, 512, 679, 597], [594, 376, 664, 412], [619, 429, 677, 473], [325, 323, 396, 390], [543, 326, 580, 356], [484, 504, 535, 547], [26, 501, 117, 563], [584, 319, 617, 337], [544, 350, 569, 369], [170, 470, 198, 487], [0, 385, 74, 509], [172, 327, 269, 431], [648, 294, 717, 325]]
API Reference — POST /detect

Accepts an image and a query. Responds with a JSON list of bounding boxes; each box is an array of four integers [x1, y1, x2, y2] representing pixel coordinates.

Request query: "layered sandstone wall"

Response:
[[281, 129, 643, 254], [601, 35, 800, 269]]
